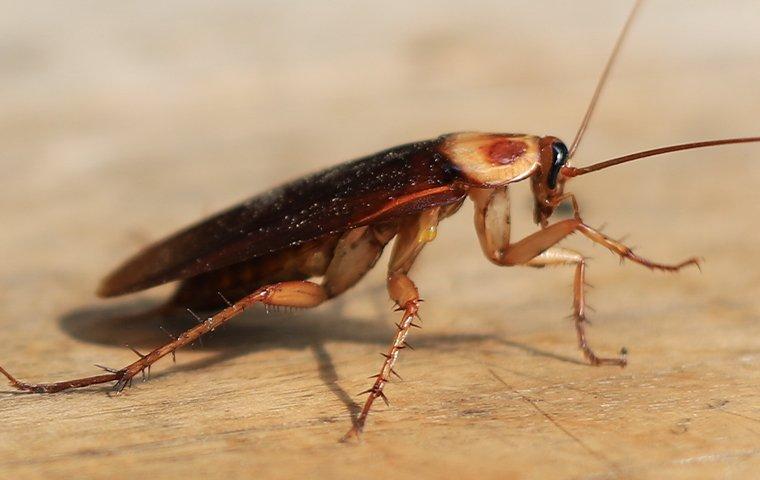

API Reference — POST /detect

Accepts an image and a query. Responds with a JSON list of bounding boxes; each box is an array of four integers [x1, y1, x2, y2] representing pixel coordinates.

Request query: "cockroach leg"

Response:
[[496, 217, 698, 274], [526, 248, 626, 366], [322, 225, 397, 298], [576, 223, 701, 272], [471, 187, 693, 366], [497, 219, 695, 365], [342, 208, 441, 441], [0, 281, 327, 394], [343, 274, 421, 442]]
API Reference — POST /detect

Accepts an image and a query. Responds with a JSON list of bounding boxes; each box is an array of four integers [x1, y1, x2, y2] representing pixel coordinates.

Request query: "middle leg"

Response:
[[343, 207, 441, 439]]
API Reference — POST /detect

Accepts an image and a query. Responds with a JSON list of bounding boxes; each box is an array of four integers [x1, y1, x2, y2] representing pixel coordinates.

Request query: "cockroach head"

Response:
[[530, 135, 570, 225], [440, 132, 572, 224]]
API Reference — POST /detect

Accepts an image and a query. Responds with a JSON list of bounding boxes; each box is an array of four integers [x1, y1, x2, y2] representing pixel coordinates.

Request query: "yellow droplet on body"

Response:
[[419, 226, 437, 243]]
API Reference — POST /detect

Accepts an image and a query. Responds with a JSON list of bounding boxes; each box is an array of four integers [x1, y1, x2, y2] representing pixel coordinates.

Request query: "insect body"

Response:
[[2, 1, 759, 440]]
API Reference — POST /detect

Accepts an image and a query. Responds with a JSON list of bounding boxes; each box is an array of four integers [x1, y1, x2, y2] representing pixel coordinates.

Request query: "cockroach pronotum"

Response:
[[2, 0, 759, 440]]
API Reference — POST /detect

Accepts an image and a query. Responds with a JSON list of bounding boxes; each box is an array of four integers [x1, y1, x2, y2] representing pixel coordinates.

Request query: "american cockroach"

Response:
[[2, 0, 759, 440]]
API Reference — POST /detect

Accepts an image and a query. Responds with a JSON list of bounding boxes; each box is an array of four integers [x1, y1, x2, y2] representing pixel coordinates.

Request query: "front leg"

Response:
[[470, 187, 698, 366], [542, 192, 700, 272]]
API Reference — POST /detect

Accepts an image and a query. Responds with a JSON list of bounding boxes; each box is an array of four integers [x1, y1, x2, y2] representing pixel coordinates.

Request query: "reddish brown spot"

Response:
[[483, 139, 527, 165]]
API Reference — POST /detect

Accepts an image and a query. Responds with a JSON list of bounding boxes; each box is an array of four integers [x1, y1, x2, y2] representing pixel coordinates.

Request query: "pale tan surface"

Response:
[[1, 1, 759, 479]]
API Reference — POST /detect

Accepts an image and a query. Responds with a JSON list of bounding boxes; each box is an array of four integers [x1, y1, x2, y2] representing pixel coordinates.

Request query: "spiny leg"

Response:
[[343, 207, 441, 440], [546, 192, 700, 271], [470, 187, 697, 367], [347, 272, 420, 439], [527, 248, 626, 366], [501, 223, 696, 365], [576, 223, 700, 271], [501, 218, 699, 274], [0, 281, 327, 394]]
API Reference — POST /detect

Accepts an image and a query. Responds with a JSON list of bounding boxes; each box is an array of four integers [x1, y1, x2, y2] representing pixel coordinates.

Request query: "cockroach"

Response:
[[2, 0, 759, 440]]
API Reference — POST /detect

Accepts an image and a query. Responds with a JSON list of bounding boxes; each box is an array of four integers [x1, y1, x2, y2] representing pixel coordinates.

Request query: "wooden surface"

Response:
[[1, 1, 759, 479]]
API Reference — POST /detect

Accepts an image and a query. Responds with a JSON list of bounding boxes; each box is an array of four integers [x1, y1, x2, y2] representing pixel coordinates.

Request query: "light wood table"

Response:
[[1, 1, 758, 479]]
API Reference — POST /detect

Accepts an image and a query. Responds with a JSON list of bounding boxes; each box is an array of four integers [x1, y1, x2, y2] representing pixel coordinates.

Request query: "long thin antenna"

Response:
[[562, 136, 760, 177], [567, 0, 643, 159]]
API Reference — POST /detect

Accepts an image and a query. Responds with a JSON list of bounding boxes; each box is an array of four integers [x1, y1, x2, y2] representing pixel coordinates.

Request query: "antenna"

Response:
[[567, 0, 643, 159], [562, 137, 760, 177]]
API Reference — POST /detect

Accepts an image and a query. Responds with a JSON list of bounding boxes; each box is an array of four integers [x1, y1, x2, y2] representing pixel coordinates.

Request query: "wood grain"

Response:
[[1, 1, 759, 479]]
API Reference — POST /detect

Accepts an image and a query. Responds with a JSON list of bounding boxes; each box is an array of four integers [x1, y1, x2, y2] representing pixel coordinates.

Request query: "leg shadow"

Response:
[[311, 341, 361, 425]]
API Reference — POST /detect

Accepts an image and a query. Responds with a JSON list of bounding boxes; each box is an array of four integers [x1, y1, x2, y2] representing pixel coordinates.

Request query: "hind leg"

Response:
[[1, 281, 328, 393], [1, 224, 398, 395]]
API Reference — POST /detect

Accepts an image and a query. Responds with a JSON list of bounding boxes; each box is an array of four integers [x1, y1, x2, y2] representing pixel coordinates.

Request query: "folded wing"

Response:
[[98, 138, 465, 297]]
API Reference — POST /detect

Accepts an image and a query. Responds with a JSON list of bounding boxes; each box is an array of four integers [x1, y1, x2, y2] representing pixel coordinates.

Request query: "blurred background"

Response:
[[1, 1, 759, 479]]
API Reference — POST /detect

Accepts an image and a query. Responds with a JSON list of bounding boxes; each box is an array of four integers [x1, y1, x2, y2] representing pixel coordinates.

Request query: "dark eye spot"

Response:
[[547, 141, 568, 189]]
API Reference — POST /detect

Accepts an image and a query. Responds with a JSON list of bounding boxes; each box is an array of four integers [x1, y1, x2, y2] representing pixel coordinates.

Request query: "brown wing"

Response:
[[98, 137, 465, 297]]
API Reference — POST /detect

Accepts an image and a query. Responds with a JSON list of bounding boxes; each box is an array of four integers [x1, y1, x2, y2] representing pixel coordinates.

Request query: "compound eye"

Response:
[[547, 141, 568, 189]]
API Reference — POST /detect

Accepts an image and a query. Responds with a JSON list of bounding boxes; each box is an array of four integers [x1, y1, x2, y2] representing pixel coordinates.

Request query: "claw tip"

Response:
[[340, 426, 363, 444]]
